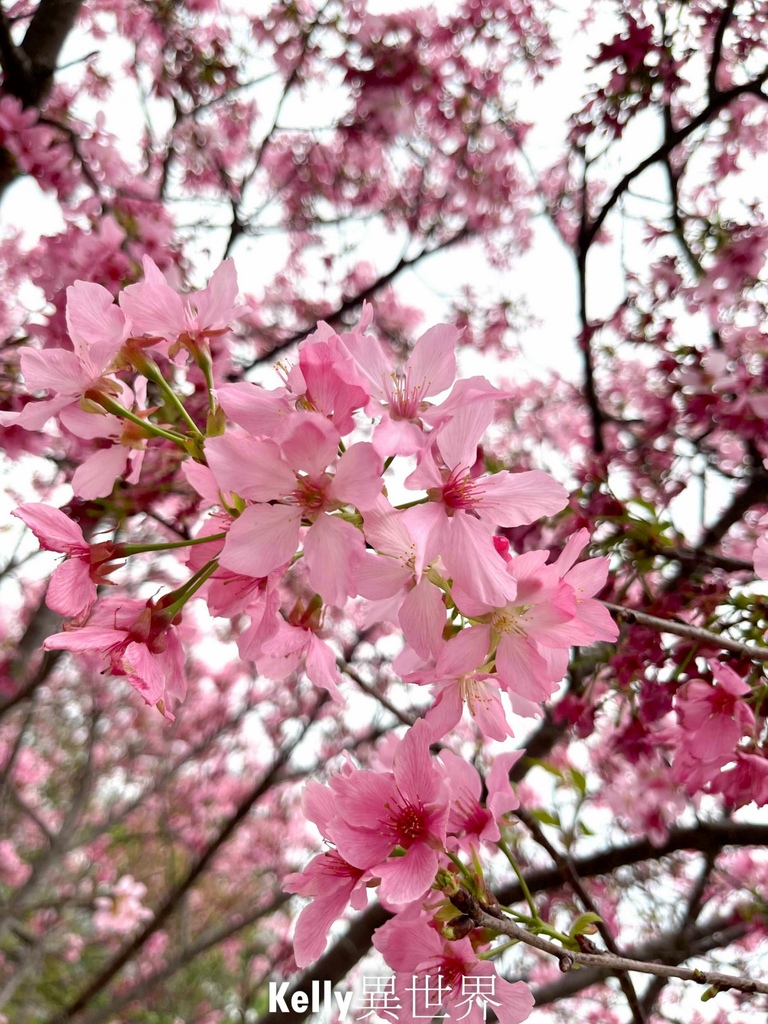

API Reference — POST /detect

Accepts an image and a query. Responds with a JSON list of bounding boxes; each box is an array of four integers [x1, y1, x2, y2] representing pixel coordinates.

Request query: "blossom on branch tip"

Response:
[[119, 255, 240, 351], [12, 503, 122, 620]]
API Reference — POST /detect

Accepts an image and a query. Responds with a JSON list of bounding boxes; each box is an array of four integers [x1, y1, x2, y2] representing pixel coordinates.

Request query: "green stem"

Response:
[[498, 836, 539, 920], [203, 362, 217, 414], [96, 396, 187, 445], [121, 532, 227, 555], [161, 560, 219, 618], [477, 940, 518, 960], [446, 852, 476, 888], [141, 358, 205, 438], [394, 496, 429, 510]]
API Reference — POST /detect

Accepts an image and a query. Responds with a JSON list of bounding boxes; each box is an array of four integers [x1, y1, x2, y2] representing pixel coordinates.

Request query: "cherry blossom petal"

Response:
[[205, 433, 295, 500], [436, 401, 495, 472], [495, 634, 554, 702], [355, 552, 412, 600], [190, 257, 238, 331], [119, 255, 185, 339], [472, 470, 569, 526], [13, 503, 87, 554], [305, 634, 344, 701], [21, 348, 88, 396], [43, 627, 127, 653], [66, 280, 128, 367], [217, 382, 293, 437], [303, 514, 365, 607], [376, 841, 438, 904], [46, 558, 96, 619], [329, 442, 382, 510], [441, 514, 517, 607], [72, 445, 130, 500], [219, 504, 301, 578], [280, 412, 339, 477], [407, 323, 459, 398], [399, 578, 445, 660], [121, 641, 167, 706]]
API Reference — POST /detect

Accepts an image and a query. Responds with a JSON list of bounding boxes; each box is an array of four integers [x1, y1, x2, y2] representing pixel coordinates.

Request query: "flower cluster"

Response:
[[10, 258, 623, 1008]]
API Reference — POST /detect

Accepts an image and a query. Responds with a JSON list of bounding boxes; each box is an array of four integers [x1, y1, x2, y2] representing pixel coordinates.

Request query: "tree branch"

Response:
[[469, 903, 768, 998], [602, 601, 768, 663]]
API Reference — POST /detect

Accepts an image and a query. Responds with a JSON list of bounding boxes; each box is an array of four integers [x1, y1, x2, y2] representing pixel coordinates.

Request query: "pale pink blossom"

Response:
[[341, 315, 459, 456], [207, 413, 382, 606], [283, 780, 369, 966], [754, 514, 768, 579], [404, 627, 512, 741], [13, 503, 121, 620], [1, 281, 130, 431], [120, 255, 239, 347], [356, 497, 446, 660], [93, 875, 152, 936]]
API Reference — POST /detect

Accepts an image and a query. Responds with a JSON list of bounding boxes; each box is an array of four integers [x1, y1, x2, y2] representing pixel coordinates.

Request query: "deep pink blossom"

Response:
[[326, 720, 449, 903], [43, 598, 186, 720], [373, 910, 534, 1024], [676, 660, 755, 765], [404, 402, 568, 605]]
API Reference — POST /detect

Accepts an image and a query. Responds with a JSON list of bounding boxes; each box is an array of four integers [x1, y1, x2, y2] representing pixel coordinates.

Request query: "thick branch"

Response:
[[583, 70, 768, 251], [244, 228, 470, 371], [255, 815, 768, 1024], [470, 905, 768, 997], [515, 808, 646, 1024], [602, 601, 768, 663], [708, 1, 738, 102]]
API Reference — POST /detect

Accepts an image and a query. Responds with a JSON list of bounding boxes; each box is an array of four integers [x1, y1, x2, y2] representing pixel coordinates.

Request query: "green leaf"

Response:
[[568, 911, 603, 937], [531, 809, 561, 828]]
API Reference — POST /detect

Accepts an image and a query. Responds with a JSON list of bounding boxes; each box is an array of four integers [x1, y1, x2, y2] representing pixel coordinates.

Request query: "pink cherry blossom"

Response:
[[283, 780, 369, 966], [404, 402, 568, 606], [373, 910, 534, 1024], [754, 513, 768, 580], [356, 497, 446, 660], [326, 720, 450, 903], [1, 281, 130, 431], [404, 627, 512, 741], [207, 412, 382, 606], [93, 875, 153, 936], [12, 503, 121, 620], [43, 598, 187, 720], [119, 255, 239, 348], [676, 660, 755, 765], [341, 315, 459, 456]]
